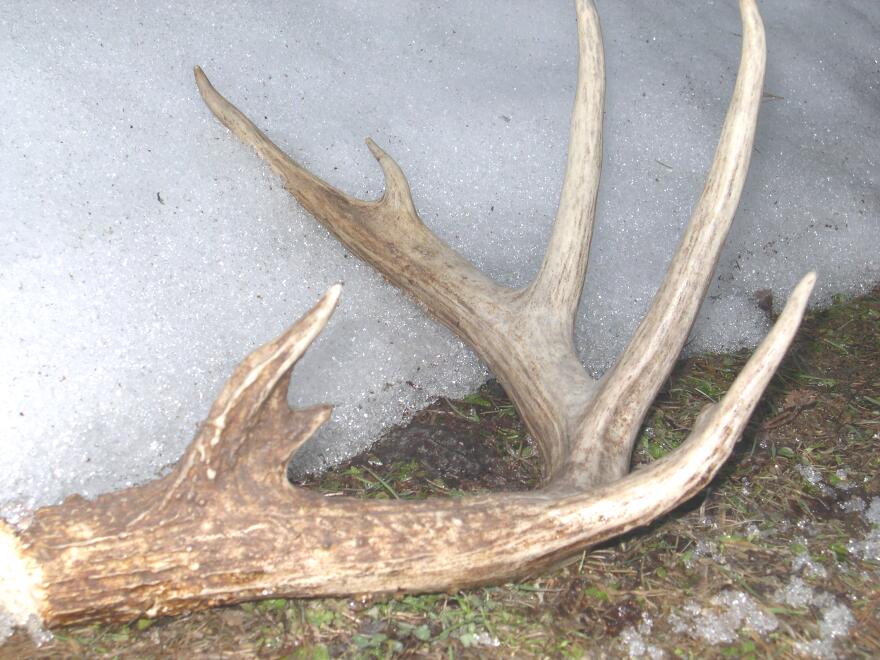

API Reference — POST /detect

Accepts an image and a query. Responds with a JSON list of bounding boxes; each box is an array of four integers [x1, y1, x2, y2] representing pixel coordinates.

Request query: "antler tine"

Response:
[[556, 0, 768, 488], [549, 271, 815, 532], [195, 66, 514, 348], [194, 66, 362, 224], [525, 0, 605, 324]]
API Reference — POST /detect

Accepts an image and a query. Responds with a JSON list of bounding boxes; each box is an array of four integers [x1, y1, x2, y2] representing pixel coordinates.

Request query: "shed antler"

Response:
[[1, 0, 815, 629]]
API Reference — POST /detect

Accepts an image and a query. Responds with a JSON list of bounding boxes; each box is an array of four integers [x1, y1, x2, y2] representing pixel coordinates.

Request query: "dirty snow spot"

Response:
[[0, 614, 53, 647], [846, 532, 880, 562], [792, 553, 828, 579], [796, 464, 823, 485], [838, 496, 866, 513], [619, 614, 664, 659], [744, 523, 762, 539], [864, 497, 880, 525], [670, 590, 777, 645], [775, 576, 814, 609], [831, 469, 855, 491], [795, 602, 855, 659], [460, 631, 500, 648], [684, 538, 725, 569], [848, 521, 880, 563], [796, 518, 819, 537], [795, 465, 834, 496], [26, 615, 52, 646], [774, 576, 856, 659], [819, 604, 856, 639], [791, 543, 828, 579], [845, 496, 880, 562]]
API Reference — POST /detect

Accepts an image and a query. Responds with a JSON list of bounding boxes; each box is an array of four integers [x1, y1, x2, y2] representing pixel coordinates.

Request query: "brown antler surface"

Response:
[[1, 0, 815, 630]]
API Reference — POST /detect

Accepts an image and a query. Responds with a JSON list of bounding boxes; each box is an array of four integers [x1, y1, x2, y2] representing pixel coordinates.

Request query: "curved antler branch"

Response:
[[1, 0, 815, 631], [557, 0, 768, 488]]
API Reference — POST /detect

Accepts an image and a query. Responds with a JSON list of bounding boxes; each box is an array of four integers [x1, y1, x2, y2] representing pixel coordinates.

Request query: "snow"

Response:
[[1, 0, 878, 518], [774, 578, 856, 660], [791, 541, 829, 579], [847, 496, 880, 562], [796, 464, 835, 496], [774, 576, 856, 659], [669, 590, 778, 645], [619, 614, 664, 659], [866, 497, 880, 526]]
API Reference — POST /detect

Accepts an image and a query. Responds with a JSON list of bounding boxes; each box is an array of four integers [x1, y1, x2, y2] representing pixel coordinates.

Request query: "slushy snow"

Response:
[[1, 1, 878, 518]]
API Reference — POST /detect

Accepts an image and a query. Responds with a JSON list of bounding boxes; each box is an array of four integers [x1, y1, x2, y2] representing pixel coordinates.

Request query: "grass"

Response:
[[4, 285, 878, 658]]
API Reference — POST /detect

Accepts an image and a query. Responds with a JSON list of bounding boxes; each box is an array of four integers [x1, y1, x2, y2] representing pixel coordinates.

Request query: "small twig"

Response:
[[444, 398, 479, 422], [361, 465, 400, 500]]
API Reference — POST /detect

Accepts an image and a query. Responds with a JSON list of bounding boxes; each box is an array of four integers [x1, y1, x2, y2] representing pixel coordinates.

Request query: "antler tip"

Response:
[[307, 403, 334, 431], [800, 270, 817, 290], [193, 65, 217, 103], [781, 271, 817, 314], [275, 285, 342, 361], [364, 137, 385, 161], [322, 282, 343, 310]]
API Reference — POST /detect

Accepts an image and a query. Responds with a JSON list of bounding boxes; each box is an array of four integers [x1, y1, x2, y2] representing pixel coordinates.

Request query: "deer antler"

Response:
[[1, 0, 815, 629]]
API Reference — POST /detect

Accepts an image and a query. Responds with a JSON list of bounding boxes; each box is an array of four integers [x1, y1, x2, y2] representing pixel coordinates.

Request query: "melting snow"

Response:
[[669, 590, 777, 645]]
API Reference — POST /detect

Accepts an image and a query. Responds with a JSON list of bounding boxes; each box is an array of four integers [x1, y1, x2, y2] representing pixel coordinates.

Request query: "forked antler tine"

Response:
[[526, 0, 605, 322], [552, 271, 815, 525], [130, 285, 340, 520], [196, 65, 419, 228], [195, 67, 512, 344], [200, 285, 338, 475], [568, 0, 768, 480], [205, 282, 341, 430]]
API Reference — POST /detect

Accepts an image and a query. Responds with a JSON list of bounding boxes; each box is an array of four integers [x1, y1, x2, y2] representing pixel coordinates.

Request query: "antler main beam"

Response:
[[1, 0, 815, 630]]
